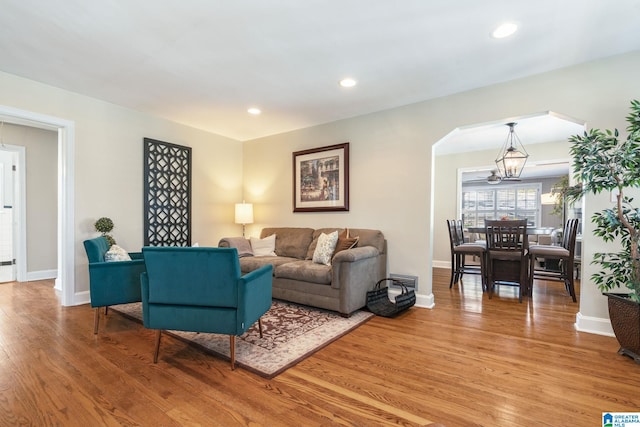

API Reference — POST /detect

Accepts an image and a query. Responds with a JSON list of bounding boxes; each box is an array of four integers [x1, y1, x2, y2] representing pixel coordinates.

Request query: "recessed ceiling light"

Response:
[[339, 78, 357, 88], [492, 22, 518, 39], [247, 107, 261, 115]]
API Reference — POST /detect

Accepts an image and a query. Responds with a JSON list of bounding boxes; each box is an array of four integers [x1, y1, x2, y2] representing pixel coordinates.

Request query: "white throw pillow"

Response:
[[104, 245, 132, 262], [312, 231, 339, 265], [250, 234, 276, 257]]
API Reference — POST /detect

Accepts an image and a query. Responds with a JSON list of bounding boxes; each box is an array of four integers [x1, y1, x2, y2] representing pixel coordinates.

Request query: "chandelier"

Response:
[[495, 122, 529, 180]]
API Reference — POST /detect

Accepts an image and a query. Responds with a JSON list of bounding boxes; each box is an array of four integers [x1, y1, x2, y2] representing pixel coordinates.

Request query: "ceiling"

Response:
[[439, 111, 584, 182], [1, 1, 639, 141]]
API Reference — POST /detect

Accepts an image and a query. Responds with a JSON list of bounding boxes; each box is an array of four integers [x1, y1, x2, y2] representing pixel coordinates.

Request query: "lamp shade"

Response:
[[234, 202, 254, 225]]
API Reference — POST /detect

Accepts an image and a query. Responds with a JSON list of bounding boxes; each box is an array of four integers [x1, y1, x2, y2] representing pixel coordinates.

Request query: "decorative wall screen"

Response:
[[143, 138, 192, 246]]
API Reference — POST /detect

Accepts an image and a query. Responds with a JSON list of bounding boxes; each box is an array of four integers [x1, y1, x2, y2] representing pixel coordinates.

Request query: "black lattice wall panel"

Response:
[[143, 138, 192, 246]]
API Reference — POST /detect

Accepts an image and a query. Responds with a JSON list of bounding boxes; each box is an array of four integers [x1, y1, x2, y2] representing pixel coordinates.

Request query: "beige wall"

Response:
[[1, 50, 639, 332], [0, 71, 244, 295], [244, 51, 640, 325], [2, 124, 58, 272]]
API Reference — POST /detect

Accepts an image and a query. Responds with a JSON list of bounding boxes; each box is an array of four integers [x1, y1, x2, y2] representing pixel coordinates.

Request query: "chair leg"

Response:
[[229, 335, 236, 370], [93, 308, 100, 334], [449, 252, 456, 288], [565, 259, 577, 302], [487, 259, 494, 299], [153, 330, 162, 363], [480, 253, 487, 292], [258, 318, 264, 338]]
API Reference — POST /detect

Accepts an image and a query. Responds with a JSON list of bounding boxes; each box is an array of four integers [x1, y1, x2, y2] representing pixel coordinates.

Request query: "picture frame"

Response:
[[293, 143, 349, 212]]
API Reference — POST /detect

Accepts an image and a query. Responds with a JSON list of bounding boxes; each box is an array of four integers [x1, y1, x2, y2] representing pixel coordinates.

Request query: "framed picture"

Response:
[[293, 143, 349, 212]]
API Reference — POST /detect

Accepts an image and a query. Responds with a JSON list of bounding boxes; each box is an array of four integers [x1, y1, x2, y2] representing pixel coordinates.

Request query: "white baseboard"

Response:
[[386, 287, 434, 310], [27, 269, 57, 281], [432, 260, 451, 269], [574, 311, 615, 337]]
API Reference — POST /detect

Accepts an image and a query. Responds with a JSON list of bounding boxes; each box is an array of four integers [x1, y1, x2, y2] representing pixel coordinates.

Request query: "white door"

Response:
[[0, 151, 17, 282]]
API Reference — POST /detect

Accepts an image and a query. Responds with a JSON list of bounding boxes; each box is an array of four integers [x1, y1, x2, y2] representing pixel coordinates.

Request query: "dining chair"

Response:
[[447, 219, 487, 290], [485, 219, 528, 302], [528, 218, 580, 302]]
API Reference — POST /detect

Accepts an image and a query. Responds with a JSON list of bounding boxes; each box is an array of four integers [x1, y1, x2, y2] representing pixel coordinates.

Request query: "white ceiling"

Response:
[[1, 1, 639, 141]]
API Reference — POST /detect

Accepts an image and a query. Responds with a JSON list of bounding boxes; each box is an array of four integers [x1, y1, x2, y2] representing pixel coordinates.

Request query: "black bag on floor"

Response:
[[366, 278, 416, 317]]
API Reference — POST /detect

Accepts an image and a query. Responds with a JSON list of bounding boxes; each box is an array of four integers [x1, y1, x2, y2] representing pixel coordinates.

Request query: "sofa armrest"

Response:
[[332, 246, 378, 263], [331, 246, 382, 316], [88, 259, 146, 307]]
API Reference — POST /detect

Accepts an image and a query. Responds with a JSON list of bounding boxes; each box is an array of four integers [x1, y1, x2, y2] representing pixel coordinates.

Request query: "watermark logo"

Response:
[[603, 412, 640, 427]]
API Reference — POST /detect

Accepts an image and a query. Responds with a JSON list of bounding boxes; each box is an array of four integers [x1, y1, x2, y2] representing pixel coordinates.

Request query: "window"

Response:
[[462, 183, 541, 228]]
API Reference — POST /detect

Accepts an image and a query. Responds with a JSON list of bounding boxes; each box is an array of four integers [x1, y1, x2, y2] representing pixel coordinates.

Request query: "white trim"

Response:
[[27, 269, 57, 281], [432, 260, 451, 269], [0, 105, 76, 306], [574, 311, 615, 337], [10, 145, 26, 282], [415, 292, 435, 309]]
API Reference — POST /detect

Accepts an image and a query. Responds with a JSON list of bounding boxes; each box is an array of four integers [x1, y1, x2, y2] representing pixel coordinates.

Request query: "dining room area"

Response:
[[432, 111, 585, 305]]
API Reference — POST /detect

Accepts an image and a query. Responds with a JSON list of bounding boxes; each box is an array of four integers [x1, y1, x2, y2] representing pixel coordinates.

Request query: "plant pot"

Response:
[[605, 292, 640, 363]]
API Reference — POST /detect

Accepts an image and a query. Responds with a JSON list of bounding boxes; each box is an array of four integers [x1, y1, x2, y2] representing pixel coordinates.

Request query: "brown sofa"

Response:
[[220, 227, 387, 316]]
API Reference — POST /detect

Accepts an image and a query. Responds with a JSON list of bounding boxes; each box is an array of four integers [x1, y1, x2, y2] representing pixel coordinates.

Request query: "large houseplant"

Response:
[[568, 99, 640, 362]]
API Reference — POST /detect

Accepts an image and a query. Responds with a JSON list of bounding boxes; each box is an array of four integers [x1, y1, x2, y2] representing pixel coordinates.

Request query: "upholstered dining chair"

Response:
[[528, 218, 580, 302], [485, 219, 528, 303], [140, 246, 273, 369], [83, 236, 146, 334], [446, 220, 487, 290]]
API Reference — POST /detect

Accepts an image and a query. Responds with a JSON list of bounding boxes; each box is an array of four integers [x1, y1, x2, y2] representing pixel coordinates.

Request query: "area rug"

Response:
[[112, 300, 374, 378]]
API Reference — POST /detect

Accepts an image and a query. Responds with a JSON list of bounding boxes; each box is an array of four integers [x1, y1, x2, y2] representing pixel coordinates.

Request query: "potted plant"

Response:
[[94, 217, 117, 246], [568, 99, 640, 363]]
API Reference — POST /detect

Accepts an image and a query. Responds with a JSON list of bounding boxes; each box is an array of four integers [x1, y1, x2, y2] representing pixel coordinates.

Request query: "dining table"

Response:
[[466, 226, 556, 236], [464, 225, 556, 299]]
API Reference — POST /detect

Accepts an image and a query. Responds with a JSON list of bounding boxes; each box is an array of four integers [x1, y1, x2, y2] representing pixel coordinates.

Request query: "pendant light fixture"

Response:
[[495, 122, 529, 180]]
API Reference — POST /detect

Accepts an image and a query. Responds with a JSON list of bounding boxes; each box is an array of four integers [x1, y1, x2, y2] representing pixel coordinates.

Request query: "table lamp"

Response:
[[235, 201, 253, 237]]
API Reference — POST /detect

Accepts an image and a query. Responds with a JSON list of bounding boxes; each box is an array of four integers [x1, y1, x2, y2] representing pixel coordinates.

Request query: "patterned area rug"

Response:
[[112, 300, 374, 378]]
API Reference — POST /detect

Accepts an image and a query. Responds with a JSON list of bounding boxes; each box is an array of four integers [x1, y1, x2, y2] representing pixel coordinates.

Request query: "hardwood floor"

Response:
[[1, 271, 639, 426]]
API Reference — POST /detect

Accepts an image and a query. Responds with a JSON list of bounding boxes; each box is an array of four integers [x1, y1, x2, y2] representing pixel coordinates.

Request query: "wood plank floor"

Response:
[[1, 270, 639, 426]]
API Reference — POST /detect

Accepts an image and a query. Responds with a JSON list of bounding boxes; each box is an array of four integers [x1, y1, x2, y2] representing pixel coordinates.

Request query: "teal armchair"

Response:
[[83, 236, 146, 334], [140, 246, 273, 369]]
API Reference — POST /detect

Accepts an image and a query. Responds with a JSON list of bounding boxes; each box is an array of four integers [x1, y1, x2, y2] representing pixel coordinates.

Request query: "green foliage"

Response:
[[94, 217, 114, 233], [568, 100, 640, 302], [94, 217, 116, 246]]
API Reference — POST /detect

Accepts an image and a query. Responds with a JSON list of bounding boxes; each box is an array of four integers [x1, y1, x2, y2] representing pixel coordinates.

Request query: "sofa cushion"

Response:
[[250, 234, 276, 256], [275, 260, 332, 285], [348, 228, 386, 254], [104, 245, 132, 262], [312, 231, 339, 265], [306, 228, 343, 259], [261, 227, 314, 259], [239, 256, 298, 275], [334, 229, 359, 255]]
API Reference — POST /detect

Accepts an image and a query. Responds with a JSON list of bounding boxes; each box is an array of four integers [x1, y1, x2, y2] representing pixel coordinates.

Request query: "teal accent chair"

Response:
[[140, 246, 273, 369], [83, 236, 146, 334]]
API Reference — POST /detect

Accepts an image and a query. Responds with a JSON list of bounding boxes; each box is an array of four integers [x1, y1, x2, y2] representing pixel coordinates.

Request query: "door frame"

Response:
[[0, 105, 75, 306]]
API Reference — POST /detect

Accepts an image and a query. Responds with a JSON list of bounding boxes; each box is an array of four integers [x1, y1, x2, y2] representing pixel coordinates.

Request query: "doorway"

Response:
[[0, 105, 75, 306]]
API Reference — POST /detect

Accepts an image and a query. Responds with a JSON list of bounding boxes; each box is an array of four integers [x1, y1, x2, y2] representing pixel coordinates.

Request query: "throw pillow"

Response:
[[334, 229, 359, 255], [312, 231, 339, 265], [250, 234, 276, 257], [104, 245, 132, 262]]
